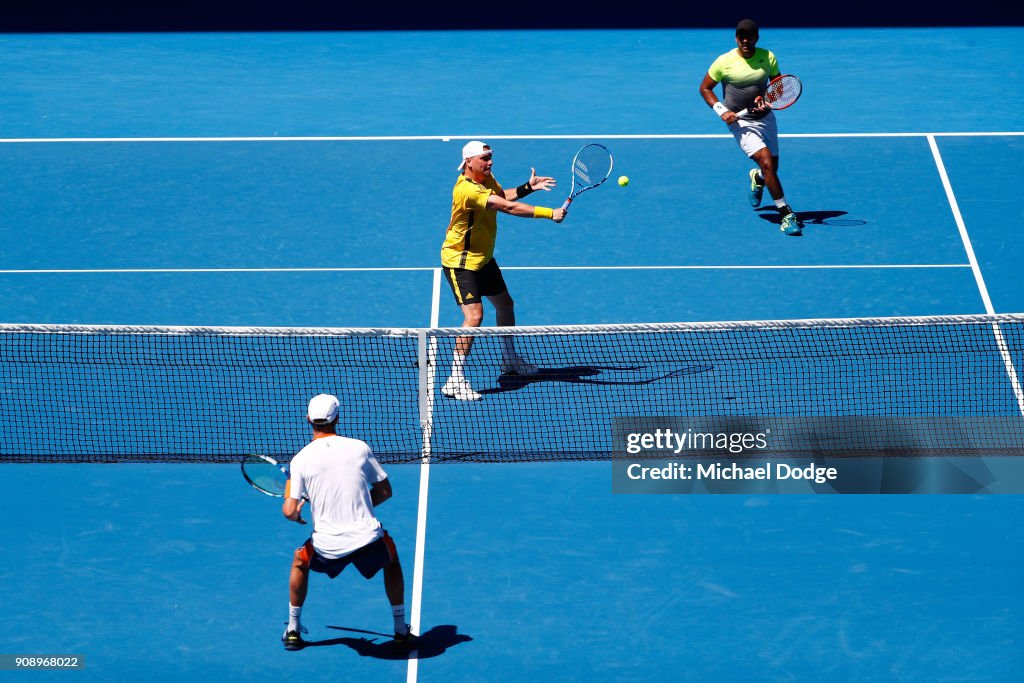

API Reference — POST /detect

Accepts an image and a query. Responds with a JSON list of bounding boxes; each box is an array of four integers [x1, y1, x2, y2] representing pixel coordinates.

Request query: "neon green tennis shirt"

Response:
[[707, 48, 780, 117]]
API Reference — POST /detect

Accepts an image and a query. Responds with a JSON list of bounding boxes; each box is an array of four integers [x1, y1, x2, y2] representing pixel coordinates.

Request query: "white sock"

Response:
[[288, 604, 302, 633], [774, 197, 788, 210], [450, 350, 467, 380], [392, 604, 408, 635]]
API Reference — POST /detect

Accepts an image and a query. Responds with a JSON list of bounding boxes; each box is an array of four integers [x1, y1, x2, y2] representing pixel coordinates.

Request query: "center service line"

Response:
[[408, 267, 442, 682]]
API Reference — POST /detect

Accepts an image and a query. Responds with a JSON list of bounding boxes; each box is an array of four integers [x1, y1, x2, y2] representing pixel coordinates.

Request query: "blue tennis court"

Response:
[[2, 28, 1023, 681]]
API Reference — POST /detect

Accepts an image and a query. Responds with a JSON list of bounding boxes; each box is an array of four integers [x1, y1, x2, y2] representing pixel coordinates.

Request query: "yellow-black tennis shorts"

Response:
[[443, 258, 508, 306]]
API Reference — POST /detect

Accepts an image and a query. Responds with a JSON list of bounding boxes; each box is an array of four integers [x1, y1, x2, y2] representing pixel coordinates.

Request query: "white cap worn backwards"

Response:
[[307, 393, 340, 424], [458, 140, 491, 170]]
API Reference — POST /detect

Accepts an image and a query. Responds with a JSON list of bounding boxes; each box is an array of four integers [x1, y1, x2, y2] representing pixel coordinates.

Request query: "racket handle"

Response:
[[734, 107, 749, 118], [560, 198, 572, 212]]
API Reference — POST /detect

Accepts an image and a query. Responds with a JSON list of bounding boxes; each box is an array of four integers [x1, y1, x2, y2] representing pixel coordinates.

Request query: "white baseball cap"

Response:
[[307, 393, 340, 424], [457, 140, 492, 170]]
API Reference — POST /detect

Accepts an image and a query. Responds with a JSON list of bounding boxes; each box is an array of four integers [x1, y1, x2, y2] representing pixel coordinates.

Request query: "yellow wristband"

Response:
[[533, 206, 553, 219]]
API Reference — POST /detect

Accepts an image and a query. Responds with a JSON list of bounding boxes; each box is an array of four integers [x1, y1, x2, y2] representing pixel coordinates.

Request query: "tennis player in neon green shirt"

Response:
[[700, 18, 801, 236]]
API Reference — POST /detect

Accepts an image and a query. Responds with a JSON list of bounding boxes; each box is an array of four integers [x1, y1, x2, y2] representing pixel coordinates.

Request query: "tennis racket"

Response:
[[560, 143, 614, 214], [241, 453, 302, 499], [736, 74, 802, 118]]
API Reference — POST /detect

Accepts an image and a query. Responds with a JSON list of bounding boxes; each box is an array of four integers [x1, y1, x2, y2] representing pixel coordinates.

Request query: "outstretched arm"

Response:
[[502, 167, 557, 201], [486, 193, 565, 223]]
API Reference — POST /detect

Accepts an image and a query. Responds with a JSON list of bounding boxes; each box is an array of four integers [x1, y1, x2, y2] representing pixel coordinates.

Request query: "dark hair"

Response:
[[311, 418, 338, 433]]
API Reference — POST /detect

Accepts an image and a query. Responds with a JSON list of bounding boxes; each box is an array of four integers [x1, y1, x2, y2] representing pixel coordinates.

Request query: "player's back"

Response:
[[291, 435, 384, 558]]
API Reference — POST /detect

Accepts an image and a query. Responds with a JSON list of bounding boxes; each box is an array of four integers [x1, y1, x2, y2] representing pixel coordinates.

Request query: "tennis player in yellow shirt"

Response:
[[440, 141, 565, 401], [700, 18, 801, 236]]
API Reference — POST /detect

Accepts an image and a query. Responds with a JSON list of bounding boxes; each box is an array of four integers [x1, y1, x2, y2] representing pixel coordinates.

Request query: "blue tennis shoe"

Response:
[[748, 168, 764, 207], [780, 212, 802, 236]]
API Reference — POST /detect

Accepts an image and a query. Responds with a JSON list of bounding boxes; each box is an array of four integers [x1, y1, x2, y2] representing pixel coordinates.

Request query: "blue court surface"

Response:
[[2, 28, 1023, 682]]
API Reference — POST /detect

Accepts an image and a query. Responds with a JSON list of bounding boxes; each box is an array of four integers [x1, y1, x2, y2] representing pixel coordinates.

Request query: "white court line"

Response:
[[0, 264, 972, 275], [407, 267, 441, 683], [0, 132, 1021, 143], [928, 135, 1024, 415]]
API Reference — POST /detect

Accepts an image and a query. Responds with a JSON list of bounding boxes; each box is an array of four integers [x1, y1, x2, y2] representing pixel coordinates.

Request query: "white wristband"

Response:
[[712, 102, 728, 117]]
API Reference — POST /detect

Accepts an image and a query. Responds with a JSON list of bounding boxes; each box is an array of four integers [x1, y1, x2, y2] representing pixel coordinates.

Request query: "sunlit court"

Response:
[[2, 22, 1023, 682]]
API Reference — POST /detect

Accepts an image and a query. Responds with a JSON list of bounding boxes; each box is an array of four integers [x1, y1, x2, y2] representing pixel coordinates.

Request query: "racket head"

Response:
[[241, 453, 289, 498], [568, 143, 614, 199], [763, 74, 802, 111]]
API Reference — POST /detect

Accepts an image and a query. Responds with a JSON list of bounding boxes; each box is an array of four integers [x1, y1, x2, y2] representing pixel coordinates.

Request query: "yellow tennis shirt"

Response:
[[707, 47, 780, 116], [441, 173, 504, 271]]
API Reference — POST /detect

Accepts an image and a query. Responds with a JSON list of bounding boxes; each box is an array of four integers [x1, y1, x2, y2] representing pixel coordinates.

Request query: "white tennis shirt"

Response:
[[288, 434, 387, 559]]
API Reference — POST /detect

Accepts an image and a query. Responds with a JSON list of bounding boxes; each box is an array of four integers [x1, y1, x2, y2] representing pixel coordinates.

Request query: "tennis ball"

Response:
[[618, 175, 630, 187]]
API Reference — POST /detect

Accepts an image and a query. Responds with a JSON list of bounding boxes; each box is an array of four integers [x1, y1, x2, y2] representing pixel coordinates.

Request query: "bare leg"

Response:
[[455, 302, 483, 356], [752, 149, 783, 202], [487, 291, 537, 374], [486, 290, 516, 327], [443, 302, 485, 399], [383, 560, 415, 640], [289, 550, 309, 606], [383, 560, 405, 606]]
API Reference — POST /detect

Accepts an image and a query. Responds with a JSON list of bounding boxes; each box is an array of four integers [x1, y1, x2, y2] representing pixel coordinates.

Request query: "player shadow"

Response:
[[301, 624, 472, 660], [479, 364, 713, 395], [755, 208, 866, 230]]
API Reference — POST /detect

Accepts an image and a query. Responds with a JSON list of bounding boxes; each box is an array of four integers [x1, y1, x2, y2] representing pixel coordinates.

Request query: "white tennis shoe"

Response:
[[441, 376, 482, 401]]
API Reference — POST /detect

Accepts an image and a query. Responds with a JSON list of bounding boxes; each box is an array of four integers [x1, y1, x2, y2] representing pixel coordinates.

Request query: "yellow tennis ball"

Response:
[[618, 175, 630, 187]]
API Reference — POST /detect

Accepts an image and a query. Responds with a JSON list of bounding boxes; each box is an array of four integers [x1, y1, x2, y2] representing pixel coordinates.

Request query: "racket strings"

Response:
[[764, 76, 801, 108], [242, 456, 288, 495], [572, 147, 613, 189]]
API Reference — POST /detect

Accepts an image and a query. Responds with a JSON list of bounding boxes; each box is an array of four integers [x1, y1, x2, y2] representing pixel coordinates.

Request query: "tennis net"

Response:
[[2, 313, 1023, 463]]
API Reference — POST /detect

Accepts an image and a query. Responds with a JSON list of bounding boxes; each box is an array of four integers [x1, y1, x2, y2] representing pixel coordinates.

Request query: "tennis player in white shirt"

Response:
[[281, 394, 417, 652]]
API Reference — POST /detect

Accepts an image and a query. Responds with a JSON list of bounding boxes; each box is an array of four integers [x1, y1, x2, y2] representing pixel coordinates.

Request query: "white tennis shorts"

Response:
[[728, 111, 779, 157]]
